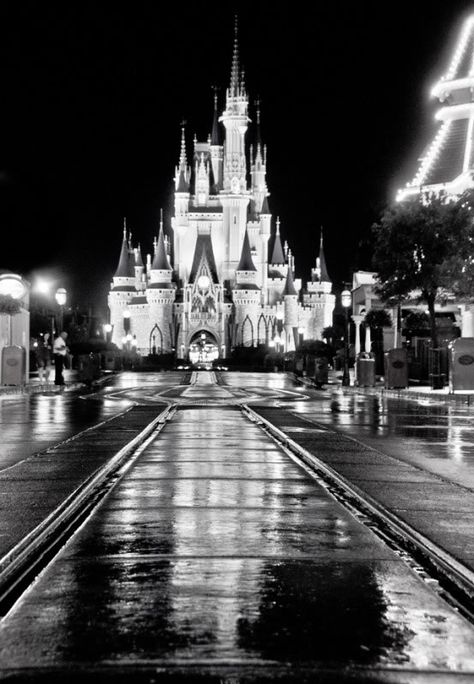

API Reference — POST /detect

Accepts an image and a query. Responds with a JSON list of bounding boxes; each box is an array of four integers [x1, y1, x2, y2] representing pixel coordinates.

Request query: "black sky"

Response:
[[1, 1, 473, 314]]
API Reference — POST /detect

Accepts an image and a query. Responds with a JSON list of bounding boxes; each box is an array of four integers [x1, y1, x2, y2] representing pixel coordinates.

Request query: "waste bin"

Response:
[[314, 357, 328, 387], [101, 350, 121, 371], [77, 353, 101, 385], [1, 345, 26, 385], [356, 352, 375, 387], [384, 348, 408, 389], [449, 338, 474, 392]]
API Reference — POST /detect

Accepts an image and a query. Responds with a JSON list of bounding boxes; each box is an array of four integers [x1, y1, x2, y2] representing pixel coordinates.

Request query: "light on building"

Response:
[[341, 289, 352, 308], [123, 310, 131, 319], [104, 323, 113, 334]]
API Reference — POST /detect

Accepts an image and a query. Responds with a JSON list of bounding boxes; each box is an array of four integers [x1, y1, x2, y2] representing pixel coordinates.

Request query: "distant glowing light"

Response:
[[34, 278, 52, 295]]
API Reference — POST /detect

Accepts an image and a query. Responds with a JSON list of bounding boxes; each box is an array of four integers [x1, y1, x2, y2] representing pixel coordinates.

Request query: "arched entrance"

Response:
[[189, 330, 219, 367]]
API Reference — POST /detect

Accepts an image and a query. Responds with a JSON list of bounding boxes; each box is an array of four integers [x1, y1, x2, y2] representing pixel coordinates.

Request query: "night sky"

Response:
[[1, 1, 473, 316]]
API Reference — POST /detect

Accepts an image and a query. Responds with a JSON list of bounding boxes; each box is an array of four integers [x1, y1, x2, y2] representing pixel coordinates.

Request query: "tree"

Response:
[[0, 295, 21, 316], [371, 191, 474, 348], [364, 309, 392, 331]]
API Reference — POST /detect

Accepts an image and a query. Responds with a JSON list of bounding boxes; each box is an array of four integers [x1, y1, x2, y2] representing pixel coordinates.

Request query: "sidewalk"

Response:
[[299, 369, 474, 404], [0, 370, 115, 397]]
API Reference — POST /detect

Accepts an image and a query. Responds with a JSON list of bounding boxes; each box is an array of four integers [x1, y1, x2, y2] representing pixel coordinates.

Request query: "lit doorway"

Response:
[[189, 331, 219, 367]]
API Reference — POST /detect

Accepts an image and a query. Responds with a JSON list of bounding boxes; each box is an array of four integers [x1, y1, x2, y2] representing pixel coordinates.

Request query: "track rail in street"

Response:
[[0, 404, 177, 618], [2, 393, 474, 641], [242, 403, 474, 625]]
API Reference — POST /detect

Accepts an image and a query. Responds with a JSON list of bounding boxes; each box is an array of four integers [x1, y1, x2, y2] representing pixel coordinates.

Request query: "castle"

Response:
[[108, 24, 334, 361]]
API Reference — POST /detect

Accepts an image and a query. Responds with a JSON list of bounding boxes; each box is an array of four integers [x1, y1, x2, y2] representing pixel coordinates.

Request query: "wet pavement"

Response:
[[1, 371, 474, 680]]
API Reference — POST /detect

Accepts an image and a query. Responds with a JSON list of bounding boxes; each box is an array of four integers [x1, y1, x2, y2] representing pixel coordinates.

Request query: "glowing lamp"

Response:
[[55, 287, 67, 306], [341, 289, 351, 308], [0, 274, 27, 300], [197, 275, 210, 290]]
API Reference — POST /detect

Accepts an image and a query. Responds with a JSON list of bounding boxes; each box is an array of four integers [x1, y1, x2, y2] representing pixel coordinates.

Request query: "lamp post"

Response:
[[103, 323, 113, 343], [341, 288, 351, 387], [297, 326, 304, 348], [55, 288, 67, 333]]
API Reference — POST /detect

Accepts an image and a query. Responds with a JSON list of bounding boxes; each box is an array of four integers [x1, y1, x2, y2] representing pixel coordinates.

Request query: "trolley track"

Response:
[[2, 389, 474, 678]]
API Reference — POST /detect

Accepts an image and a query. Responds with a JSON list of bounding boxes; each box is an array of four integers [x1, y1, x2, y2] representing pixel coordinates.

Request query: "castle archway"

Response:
[[188, 330, 219, 366]]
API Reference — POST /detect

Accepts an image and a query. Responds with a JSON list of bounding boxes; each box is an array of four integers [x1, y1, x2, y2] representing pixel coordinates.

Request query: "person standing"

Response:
[[53, 331, 69, 386], [35, 333, 52, 384]]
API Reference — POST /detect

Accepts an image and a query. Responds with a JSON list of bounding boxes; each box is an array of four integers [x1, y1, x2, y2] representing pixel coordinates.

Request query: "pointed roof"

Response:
[[177, 125, 190, 192], [318, 228, 330, 282], [270, 218, 285, 264], [114, 220, 135, 278], [152, 223, 172, 271], [229, 16, 241, 97], [260, 194, 270, 214], [189, 234, 219, 283], [237, 229, 257, 271], [210, 92, 221, 146], [254, 97, 263, 160], [135, 244, 144, 268], [283, 267, 297, 296]]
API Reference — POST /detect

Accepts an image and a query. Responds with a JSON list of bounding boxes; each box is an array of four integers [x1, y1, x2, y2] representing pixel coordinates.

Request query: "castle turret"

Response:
[[210, 92, 223, 190], [108, 219, 137, 347], [146, 221, 175, 354], [283, 266, 298, 351], [233, 228, 260, 346], [303, 227, 335, 340], [173, 125, 191, 281]]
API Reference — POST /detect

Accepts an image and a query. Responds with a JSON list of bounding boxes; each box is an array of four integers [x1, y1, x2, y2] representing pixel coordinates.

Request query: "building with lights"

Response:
[[398, 14, 474, 201], [108, 26, 334, 360]]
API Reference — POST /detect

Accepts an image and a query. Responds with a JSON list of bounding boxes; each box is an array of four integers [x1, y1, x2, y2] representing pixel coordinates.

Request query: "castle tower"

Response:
[[283, 266, 298, 352], [219, 17, 250, 280], [108, 219, 137, 347], [146, 222, 175, 353], [210, 92, 224, 190], [173, 125, 191, 279], [233, 228, 260, 346], [398, 14, 474, 200], [303, 228, 335, 340]]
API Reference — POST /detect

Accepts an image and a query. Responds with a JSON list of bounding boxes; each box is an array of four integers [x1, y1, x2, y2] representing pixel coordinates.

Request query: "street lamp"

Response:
[[341, 288, 351, 387], [55, 288, 67, 333], [0, 274, 28, 346], [297, 326, 304, 348], [103, 323, 113, 343]]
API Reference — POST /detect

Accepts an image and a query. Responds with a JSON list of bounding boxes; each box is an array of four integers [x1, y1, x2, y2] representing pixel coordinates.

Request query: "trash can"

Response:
[[356, 352, 375, 387], [384, 348, 408, 389], [449, 338, 474, 392], [1, 345, 26, 385], [77, 353, 101, 385], [314, 357, 328, 387]]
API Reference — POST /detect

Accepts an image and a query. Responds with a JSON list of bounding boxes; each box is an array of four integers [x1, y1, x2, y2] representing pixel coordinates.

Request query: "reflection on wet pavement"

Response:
[[2, 393, 474, 678], [291, 389, 474, 490]]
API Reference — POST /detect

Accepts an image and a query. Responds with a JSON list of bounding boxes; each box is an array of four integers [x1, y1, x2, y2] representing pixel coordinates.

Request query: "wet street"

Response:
[[1, 371, 474, 681]]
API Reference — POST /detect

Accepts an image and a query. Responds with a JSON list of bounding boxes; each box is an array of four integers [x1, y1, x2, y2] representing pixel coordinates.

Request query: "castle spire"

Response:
[[176, 123, 190, 193], [254, 97, 262, 161], [237, 228, 257, 271], [229, 15, 241, 97], [114, 221, 135, 278], [152, 221, 172, 271], [317, 227, 330, 282], [270, 217, 285, 264], [283, 265, 298, 296], [210, 89, 221, 146]]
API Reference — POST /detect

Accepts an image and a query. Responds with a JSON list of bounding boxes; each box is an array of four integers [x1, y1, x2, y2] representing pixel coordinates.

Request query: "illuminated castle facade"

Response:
[[398, 14, 474, 201], [108, 27, 334, 359]]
